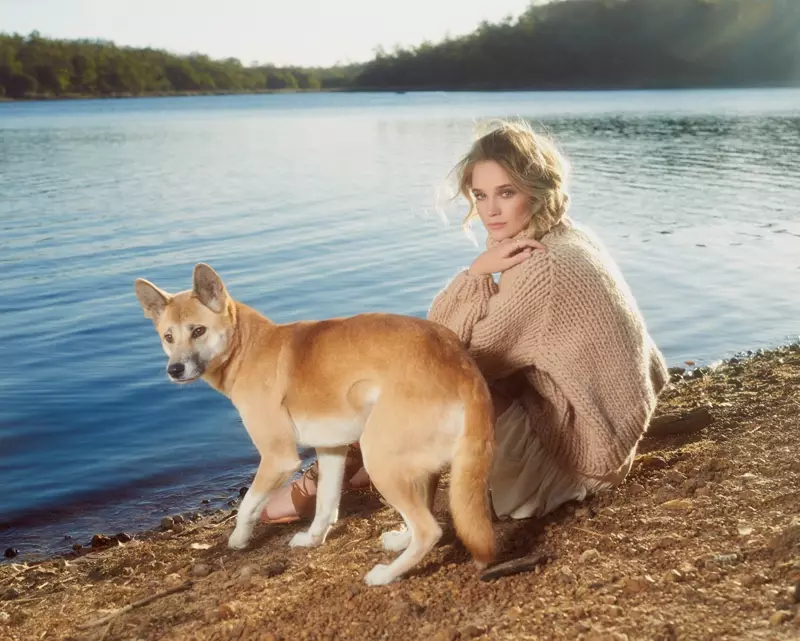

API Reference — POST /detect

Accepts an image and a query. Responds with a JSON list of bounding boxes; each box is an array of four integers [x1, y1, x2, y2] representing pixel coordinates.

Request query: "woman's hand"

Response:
[[468, 237, 547, 276]]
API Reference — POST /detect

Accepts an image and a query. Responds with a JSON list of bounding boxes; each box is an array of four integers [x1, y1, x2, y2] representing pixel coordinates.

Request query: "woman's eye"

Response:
[[473, 193, 485, 201], [502, 190, 515, 197], [192, 326, 206, 339], [164, 334, 173, 344]]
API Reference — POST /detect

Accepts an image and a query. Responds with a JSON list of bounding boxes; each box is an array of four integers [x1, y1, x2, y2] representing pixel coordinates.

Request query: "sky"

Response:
[[0, 0, 536, 67]]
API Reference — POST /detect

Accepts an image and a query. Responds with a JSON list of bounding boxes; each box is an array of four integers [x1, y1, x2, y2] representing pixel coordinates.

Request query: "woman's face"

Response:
[[469, 160, 532, 242]]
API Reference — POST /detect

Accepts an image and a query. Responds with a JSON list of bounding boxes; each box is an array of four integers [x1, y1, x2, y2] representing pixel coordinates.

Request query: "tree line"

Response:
[[2, 0, 798, 99]]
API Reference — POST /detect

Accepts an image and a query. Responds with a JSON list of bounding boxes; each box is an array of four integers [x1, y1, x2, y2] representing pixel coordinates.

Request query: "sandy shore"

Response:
[[1, 345, 799, 640]]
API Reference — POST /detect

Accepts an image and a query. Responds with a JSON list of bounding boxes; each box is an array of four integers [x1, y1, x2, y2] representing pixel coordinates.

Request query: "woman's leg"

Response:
[[490, 402, 636, 520], [260, 443, 370, 523]]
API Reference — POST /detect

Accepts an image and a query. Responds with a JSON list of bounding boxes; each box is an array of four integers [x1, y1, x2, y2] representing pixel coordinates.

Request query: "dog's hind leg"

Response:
[[289, 446, 348, 548], [379, 473, 439, 553], [359, 422, 442, 585]]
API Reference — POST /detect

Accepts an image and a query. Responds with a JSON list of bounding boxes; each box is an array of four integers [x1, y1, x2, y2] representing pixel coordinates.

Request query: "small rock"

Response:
[[161, 517, 174, 531], [264, 560, 288, 578], [3, 547, 19, 559], [165, 572, 183, 584], [663, 569, 683, 583], [628, 482, 645, 495], [192, 563, 210, 578], [218, 602, 237, 620], [793, 581, 800, 603], [635, 454, 668, 471], [737, 526, 754, 537], [115, 532, 133, 543], [660, 498, 693, 511], [91, 534, 114, 548], [695, 486, 712, 497], [237, 566, 254, 587], [506, 605, 522, 620], [1, 587, 21, 601], [0, 611, 9, 624], [579, 548, 600, 564], [172, 522, 185, 534], [72, 543, 82, 551], [741, 573, 768, 587], [678, 562, 697, 575], [559, 566, 576, 583], [461, 624, 485, 639], [173, 514, 185, 524], [239, 487, 249, 497], [624, 576, 654, 594], [769, 611, 792, 626], [740, 472, 758, 483], [665, 470, 687, 485]]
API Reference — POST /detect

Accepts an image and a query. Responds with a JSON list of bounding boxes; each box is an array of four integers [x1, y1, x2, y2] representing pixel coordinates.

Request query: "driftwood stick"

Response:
[[76, 580, 193, 629], [480, 552, 551, 581]]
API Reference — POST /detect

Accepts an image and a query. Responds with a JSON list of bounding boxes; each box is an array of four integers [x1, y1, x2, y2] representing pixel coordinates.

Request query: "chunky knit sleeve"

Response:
[[427, 254, 552, 380]]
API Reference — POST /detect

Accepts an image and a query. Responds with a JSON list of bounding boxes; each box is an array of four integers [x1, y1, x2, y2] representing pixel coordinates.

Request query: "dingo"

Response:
[[134, 263, 495, 585]]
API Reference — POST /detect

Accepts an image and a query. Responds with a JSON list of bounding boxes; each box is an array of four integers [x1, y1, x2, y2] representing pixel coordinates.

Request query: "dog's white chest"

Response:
[[289, 413, 365, 448]]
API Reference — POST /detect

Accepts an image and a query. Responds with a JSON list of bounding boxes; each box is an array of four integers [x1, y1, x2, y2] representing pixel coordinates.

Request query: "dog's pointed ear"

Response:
[[134, 279, 172, 322], [192, 263, 228, 313]]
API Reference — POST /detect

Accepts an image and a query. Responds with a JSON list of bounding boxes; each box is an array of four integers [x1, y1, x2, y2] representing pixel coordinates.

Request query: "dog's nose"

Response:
[[167, 363, 185, 378]]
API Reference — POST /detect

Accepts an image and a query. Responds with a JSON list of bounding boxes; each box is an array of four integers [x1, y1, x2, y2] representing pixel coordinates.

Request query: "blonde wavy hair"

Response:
[[453, 118, 571, 239]]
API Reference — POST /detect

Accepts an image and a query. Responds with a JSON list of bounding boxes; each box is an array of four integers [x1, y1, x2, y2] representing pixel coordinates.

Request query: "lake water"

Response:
[[1, 89, 799, 560]]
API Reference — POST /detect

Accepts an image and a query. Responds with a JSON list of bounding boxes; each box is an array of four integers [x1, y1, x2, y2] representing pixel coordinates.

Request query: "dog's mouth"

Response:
[[166, 361, 205, 384], [168, 374, 201, 384]]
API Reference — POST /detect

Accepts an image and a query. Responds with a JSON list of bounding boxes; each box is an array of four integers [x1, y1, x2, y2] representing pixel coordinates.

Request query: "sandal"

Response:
[[260, 444, 367, 524]]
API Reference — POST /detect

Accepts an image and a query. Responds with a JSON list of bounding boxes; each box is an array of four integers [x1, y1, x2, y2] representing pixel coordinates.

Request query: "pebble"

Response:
[[239, 486, 249, 497], [769, 611, 792, 626], [192, 563, 211, 578], [3, 547, 19, 559], [264, 560, 288, 578], [660, 498, 693, 511], [624, 576, 654, 594], [218, 602, 238, 620], [237, 566, 254, 587], [161, 517, 174, 530], [628, 482, 645, 495], [664, 469, 687, 485], [115, 532, 133, 543], [695, 486, 712, 497], [579, 548, 600, 564], [91, 534, 114, 548], [461, 624, 485, 638], [1, 587, 21, 601]]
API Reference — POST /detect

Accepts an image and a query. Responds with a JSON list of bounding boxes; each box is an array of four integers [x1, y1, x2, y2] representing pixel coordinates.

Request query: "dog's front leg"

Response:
[[289, 446, 348, 549], [228, 404, 300, 550]]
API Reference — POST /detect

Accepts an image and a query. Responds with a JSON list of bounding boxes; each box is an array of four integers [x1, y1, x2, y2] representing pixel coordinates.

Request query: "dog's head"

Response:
[[134, 263, 235, 383]]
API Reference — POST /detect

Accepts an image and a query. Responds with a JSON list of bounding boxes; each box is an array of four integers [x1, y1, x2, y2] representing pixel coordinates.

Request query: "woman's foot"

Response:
[[260, 444, 371, 524]]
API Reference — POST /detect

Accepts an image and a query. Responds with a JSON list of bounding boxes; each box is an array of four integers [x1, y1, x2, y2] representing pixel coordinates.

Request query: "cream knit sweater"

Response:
[[427, 220, 669, 478]]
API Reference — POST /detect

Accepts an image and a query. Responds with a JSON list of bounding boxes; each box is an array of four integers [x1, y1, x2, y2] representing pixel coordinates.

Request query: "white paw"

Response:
[[381, 528, 411, 552], [227, 528, 251, 550], [364, 563, 397, 586], [289, 530, 322, 548]]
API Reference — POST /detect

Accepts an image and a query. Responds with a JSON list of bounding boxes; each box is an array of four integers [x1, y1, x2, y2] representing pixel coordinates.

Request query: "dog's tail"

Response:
[[449, 370, 496, 567]]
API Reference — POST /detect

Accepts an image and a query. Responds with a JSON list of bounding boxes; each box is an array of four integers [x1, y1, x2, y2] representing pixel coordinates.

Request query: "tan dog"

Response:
[[134, 263, 496, 585]]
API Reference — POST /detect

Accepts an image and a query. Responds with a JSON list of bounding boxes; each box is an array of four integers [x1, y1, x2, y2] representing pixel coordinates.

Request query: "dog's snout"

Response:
[[167, 362, 186, 378]]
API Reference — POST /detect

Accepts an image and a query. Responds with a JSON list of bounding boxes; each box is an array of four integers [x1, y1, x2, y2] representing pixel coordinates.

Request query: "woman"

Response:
[[261, 118, 668, 523]]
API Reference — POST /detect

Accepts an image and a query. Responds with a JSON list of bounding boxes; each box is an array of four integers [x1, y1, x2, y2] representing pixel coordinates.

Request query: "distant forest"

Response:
[[1, 0, 798, 99]]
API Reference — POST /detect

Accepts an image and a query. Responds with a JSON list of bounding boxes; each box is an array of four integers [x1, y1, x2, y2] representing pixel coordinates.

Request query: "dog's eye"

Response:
[[164, 333, 173, 344], [191, 326, 206, 339]]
